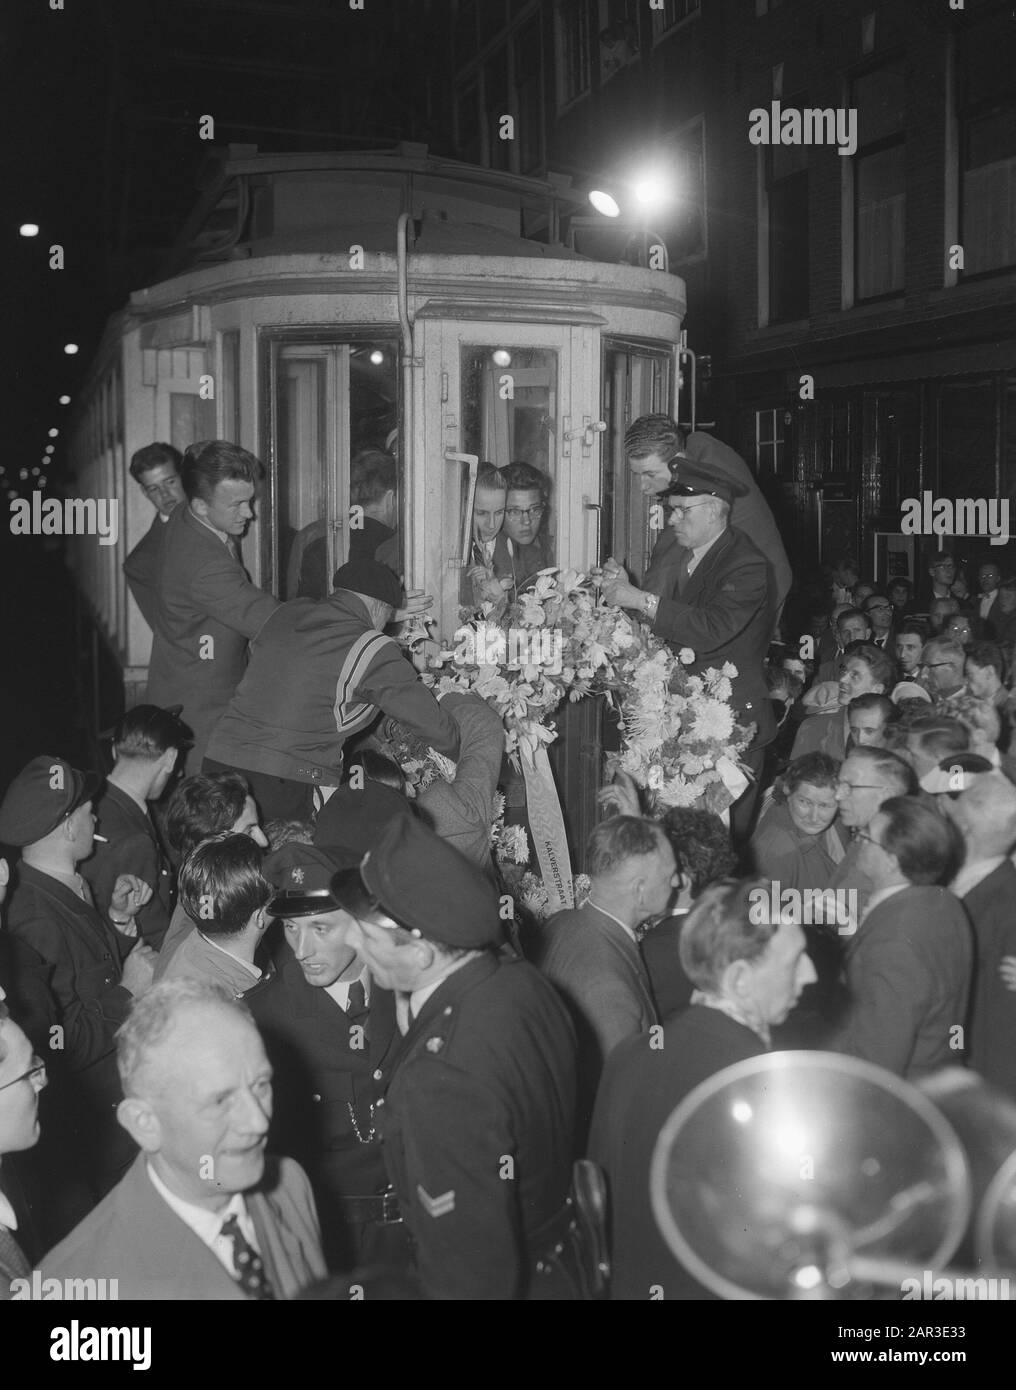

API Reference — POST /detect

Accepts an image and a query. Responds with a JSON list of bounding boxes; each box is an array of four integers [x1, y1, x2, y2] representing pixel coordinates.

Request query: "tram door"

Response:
[[601, 343, 673, 582], [264, 337, 399, 600]]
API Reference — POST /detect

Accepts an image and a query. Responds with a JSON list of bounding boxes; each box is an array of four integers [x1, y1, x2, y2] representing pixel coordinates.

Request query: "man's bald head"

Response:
[[946, 773, 1016, 857]]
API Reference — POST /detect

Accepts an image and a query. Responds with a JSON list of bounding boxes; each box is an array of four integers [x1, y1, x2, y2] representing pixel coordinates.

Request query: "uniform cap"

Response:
[[264, 841, 361, 917]]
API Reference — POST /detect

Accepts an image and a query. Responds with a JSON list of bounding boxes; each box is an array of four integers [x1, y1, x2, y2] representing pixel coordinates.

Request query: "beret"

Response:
[[332, 559, 402, 609], [264, 841, 361, 917], [0, 756, 101, 848], [313, 781, 412, 859], [360, 812, 503, 949]]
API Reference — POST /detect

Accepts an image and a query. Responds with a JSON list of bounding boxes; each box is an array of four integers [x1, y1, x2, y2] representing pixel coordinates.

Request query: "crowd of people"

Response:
[[1, 419, 1014, 1301]]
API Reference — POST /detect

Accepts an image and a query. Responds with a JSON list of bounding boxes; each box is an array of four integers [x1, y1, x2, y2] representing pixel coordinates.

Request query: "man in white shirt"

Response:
[[978, 563, 1002, 624], [38, 978, 325, 1299]]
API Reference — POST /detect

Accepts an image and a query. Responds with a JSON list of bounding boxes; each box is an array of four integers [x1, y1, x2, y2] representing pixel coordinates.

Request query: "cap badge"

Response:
[[291, 867, 305, 885], [426, 1037, 444, 1054]]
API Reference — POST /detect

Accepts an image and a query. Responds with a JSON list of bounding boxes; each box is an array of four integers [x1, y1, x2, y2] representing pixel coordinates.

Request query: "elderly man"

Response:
[[622, 414, 792, 612], [123, 443, 184, 631], [38, 979, 325, 1299], [83, 704, 191, 951], [827, 797, 971, 1078], [926, 764, 1016, 1098], [902, 715, 970, 781], [161, 836, 274, 998], [602, 464, 775, 838], [534, 816, 675, 1137], [246, 841, 399, 1269], [205, 559, 459, 823], [335, 813, 578, 1300], [588, 877, 816, 1300], [0, 999, 48, 1298], [829, 747, 917, 929], [139, 440, 281, 770], [0, 757, 157, 1202]]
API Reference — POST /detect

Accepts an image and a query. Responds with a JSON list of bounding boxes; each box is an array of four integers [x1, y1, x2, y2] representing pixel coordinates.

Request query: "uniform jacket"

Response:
[[82, 783, 174, 951], [649, 525, 776, 751], [206, 589, 459, 785], [38, 1152, 325, 1300], [588, 1004, 764, 1300], [643, 432, 792, 612], [376, 953, 576, 1300], [535, 902, 657, 1136], [142, 503, 280, 767], [963, 860, 1016, 1099], [123, 511, 169, 631], [828, 885, 973, 1079], [247, 954, 397, 1261]]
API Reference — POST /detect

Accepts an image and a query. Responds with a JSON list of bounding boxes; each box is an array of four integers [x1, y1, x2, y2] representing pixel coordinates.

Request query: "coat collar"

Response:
[[276, 952, 397, 1066]]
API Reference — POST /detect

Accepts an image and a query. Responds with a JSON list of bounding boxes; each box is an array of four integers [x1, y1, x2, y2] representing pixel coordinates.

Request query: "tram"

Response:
[[67, 144, 686, 858]]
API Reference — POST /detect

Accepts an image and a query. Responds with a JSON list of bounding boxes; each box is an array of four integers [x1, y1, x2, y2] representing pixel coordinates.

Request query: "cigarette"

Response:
[[93, 834, 109, 842]]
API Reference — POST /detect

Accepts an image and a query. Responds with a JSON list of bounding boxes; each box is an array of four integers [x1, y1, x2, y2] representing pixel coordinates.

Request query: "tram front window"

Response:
[[458, 346, 557, 609], [271, 339, 399, 600]]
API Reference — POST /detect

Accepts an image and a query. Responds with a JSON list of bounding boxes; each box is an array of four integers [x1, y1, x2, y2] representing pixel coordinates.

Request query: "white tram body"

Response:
[[68, 148, 685, 842]]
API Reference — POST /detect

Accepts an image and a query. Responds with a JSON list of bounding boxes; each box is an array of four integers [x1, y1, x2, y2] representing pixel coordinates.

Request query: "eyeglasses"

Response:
[[835, 780, 887, 793], [853, 830, 883, 848], [505, 506, 545, 522], [0, 1056, 47, 1094], [668, 501, 714, 518]]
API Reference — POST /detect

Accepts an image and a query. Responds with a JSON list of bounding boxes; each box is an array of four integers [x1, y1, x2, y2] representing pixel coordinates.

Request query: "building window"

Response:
[[853, 63, 906, 301], [766, 99, 809, 321], [755, 409, 787, 476], [652, 0, 700, 43], [958, 10, 1016, 279], [598, 0, 640, 84], [556, 0, 592, 108], [514, 18, 544, 175]]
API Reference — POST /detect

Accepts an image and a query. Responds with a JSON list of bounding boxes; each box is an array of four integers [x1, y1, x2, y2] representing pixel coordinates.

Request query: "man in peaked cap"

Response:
[[0, 757, 158, 1228], [335, 813, 580, 1300], [204, 558, 460, 823], [601, 463, 777, 841], [244, 840, 401, 1269]]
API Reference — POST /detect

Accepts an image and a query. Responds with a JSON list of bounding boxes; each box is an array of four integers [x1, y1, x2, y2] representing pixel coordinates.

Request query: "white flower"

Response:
[[678, 647, 696, 665]]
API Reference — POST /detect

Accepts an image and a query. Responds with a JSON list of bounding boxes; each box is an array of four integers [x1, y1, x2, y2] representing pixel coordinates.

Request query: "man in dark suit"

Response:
[[0, 757, 157, 1215], [827, 796, 972, 1079], [139, 440, 280, 770], [588, 877, 816, 1300], [863, 590, 896, 653], [934, 768, 1016, 1099], [38, 978, 325, 1299], [533, 816, 676, 1142], [122, 443, 184, 631], [248, 842, 401, 1268], [0, 997, 48, 1299], [83, 704, 191, 951], [336, 814, 578, 1300], [623, 415, 792, 616], [602, 463, 777, 838]]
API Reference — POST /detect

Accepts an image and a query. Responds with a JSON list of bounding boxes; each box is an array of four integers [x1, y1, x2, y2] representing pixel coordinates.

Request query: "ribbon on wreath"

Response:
[[519, 745, 574, 915]]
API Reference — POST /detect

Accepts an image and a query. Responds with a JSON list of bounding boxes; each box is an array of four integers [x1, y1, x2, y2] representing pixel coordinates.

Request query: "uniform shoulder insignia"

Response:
[[417, 1185, 455, 1218], [426, 1036, 444, 1053]]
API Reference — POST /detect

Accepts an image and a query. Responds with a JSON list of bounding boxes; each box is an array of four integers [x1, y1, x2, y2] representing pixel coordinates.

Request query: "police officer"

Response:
[[248, 841, 403, 1269], [333, 813, 580, 1300]]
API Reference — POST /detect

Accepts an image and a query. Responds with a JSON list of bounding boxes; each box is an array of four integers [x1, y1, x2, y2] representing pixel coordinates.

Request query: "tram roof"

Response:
[[162, 144, 612, 278]]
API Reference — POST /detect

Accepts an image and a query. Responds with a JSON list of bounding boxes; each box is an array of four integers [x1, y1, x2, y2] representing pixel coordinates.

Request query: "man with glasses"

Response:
[[827, 796, 971, 1079], [601, 465, 775, 840], [828, 748, 917, 931], [0, 997, 48, 1298], [919, 636, 968, 706], [123, 444, 185, 631], [922, 550, 962, 609], [862, 590, 894, 650], [492, 460, 555, 598]]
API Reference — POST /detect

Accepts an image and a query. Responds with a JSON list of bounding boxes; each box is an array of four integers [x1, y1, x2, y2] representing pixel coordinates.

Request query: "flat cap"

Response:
[[0, 756, 101, 848], [659, 464, 748, 505], [313, 781, 412, 859], [264, 841, 361, 917], [360, 812, 503, 949], [332, 559, 402, 609]]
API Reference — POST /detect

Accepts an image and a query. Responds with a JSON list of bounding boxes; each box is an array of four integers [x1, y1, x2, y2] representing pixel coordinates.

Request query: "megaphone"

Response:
[[650, 1051, 972, 1299]]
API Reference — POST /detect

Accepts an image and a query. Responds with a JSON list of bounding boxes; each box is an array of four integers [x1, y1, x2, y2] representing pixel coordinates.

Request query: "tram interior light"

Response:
[[588, 189, 621, 218], [45, 445, 55, 454], [59, 395, 70, 405], [369, 350, 384, 365], [18, 469, 29, 480], [64, 343, 79, 355], [48, 428, 59, 438], [31, 467, 40, 477], [492, 349, 512, 367], [19, 223, 40, 238]]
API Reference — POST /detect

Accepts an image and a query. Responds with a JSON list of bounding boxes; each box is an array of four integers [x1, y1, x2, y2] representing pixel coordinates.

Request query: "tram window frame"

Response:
[[600, 340, 673, 583], [260, 331, 401, 602]]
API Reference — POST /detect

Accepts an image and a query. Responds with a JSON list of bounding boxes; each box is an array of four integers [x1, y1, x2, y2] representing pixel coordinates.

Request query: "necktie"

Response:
[[395, 992, 414, 1035], [345, 979, 367, 1018], [227, 538, 241, 564], [219, 1214, 275, 1300]]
